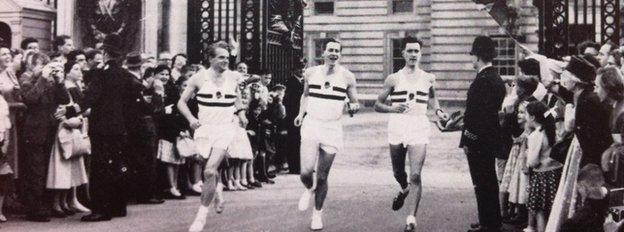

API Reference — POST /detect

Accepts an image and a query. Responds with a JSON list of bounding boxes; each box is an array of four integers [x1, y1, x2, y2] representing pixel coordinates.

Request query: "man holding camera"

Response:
[[19, 59, 69, 222], [294, 38, 360, 231]]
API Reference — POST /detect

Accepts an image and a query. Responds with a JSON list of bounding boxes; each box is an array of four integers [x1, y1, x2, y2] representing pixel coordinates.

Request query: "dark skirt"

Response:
[[0, 174, 13, 194], [528, 167, 562, 211]]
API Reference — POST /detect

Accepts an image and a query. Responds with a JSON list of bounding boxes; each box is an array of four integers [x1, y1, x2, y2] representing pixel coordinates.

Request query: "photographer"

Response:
[[20, 61, 71, 222]]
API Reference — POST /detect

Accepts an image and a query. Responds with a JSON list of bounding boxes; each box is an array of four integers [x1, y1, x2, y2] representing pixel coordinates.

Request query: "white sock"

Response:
[[313, 208, 322, 217], [195, 205, 209, 220], [406, 215, 416, 225]]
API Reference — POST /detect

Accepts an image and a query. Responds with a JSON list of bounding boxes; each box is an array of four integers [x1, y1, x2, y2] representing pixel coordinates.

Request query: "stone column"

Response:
[[55, 0, 75, 38], [143, 0, 160, 56], [168, 0, 188, 54]]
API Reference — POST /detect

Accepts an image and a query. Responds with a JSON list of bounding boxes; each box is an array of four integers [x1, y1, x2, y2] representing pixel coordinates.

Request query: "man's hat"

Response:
[[125, 52, 143, 68], [566, 55, 597, 85], [101, 34, 123, 54], [470, 36, 497, 60]]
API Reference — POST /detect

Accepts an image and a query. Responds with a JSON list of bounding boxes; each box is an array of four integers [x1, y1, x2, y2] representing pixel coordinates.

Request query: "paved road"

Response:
[[1, 111, 522, 232]]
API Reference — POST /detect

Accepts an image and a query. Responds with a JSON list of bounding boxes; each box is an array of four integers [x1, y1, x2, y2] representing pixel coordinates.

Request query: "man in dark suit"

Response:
[[460, 36, 506, 232], [283, 66, 305, 174], [61, 34, 144, 222]]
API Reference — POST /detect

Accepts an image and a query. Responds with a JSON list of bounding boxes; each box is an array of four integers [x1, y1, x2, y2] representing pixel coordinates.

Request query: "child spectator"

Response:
[[525, 101, 563, 232]]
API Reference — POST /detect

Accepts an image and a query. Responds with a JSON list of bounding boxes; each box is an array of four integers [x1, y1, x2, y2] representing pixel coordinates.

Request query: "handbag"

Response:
[[71, 118, 91, 157], [176, 135, 198, 158], [60, 118, 91, 159]]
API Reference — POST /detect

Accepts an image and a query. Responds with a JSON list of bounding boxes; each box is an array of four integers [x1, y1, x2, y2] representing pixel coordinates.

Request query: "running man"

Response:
[[374, 36, 448, 232], [294, 38, 360, 231], [178, 41, 247, 232]]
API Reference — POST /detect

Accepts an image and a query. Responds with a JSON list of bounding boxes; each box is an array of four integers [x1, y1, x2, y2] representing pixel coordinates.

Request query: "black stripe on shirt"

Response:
[[197, 100, 236, 107], [391, 99, 406, 103], [309, 84, 321, 89], [197, 93, 213, 99], [416, 99, 427, 104], [416, 91, 428, 96], [224, 94, 236, 99], [333, 87, 347, 93], [309, 92, 346, 101], [390, 91, 407, 96]]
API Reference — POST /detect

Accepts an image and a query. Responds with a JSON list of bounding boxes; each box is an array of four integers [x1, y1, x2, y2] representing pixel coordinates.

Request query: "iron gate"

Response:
[[534, 0, 620, 58], [187, 0, 303, 85]]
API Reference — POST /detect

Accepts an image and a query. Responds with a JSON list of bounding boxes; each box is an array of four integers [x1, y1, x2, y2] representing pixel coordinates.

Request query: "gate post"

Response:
[[601, 0, 621, 44], [240, 0, 261, 73]]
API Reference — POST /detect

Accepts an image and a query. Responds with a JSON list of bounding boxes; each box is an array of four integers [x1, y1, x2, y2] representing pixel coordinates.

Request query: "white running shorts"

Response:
[[194, 123, 236, 159], [300, 117, 343, 154], [387, 114, 431, 146]]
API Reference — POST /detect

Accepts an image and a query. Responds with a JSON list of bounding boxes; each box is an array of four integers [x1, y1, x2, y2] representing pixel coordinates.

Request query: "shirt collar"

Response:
[[478, 64, 493, 73]]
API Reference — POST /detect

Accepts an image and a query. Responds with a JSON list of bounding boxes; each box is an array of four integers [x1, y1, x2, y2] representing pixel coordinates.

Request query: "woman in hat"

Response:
[[546, 55, 613, 231]]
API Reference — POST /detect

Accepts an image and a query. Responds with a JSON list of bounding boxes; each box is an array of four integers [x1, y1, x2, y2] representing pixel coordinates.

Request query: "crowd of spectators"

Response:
[[0, 34, 300, 223]]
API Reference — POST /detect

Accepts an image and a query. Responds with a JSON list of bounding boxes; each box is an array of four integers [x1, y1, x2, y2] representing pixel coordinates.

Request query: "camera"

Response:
[[610, 206, 624, 222]]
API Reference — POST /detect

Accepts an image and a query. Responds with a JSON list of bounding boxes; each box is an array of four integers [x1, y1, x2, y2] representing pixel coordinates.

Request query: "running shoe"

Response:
[[404, 215, 416, 232], [404, 223, 415, 232], [310, 209, 323, 231], [392, 191, 409, 210]]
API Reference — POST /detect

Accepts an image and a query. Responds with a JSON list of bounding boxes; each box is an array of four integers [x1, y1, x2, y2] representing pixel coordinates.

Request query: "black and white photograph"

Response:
[[0, 0, 623, 231]]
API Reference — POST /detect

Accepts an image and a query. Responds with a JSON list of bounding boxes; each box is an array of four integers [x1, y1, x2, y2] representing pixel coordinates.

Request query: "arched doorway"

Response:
[[0, 21, 11, 48]]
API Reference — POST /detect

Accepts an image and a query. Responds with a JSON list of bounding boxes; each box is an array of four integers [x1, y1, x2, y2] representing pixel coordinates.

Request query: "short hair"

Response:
[[258, 68, 271, 75], [85, 49, 103, 61], [171, 53, 188, 68], [583, 54, 601, 69], [143, 67, 155, 79], [66, 50, 85, 63], [577, 40, 600, 55], [180, 64, 195, 76], [207, 41, 231, 59], [20, 37, 38, 50], [401, 36, 423, 51], [28, 52, 50, 67], [518, 58, 541, 79], [516, 75, 539, 99], [154, 64, 171, 75], [53, 35, 71, 51], [322, 38, 341, 51], [610, 50, 622, 67], [48, 51, 63, 61], [64, 61, 79, 75], [597, 66, 624, 101]]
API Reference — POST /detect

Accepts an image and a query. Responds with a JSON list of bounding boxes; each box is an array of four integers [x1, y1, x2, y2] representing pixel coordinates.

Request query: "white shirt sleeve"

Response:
[[526, 130, 544, 168]]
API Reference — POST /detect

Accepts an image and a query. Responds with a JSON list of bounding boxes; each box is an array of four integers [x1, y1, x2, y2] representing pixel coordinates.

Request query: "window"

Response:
[[492, 36, 516, 77], [392, 0, 413, 13], [314, 2, 334, 15], [312, 37, 336, 65], [313, 38, 327, 65], [391, 38, 405, 72]]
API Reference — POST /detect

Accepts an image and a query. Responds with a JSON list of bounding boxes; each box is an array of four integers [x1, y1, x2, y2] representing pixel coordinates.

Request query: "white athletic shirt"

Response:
[[195, 69, 240, 125], [388, 68, 436, 118], [305, 65, 350, 121]]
